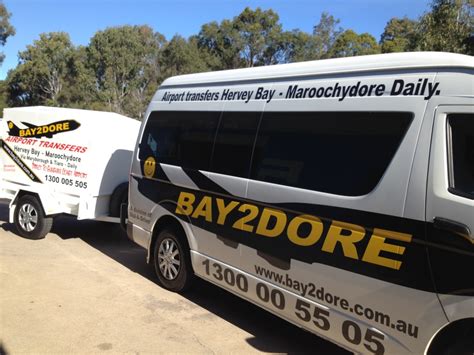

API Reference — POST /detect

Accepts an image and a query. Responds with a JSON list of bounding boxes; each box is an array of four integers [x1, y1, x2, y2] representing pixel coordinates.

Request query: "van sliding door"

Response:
[[426, 106, 474, 320]]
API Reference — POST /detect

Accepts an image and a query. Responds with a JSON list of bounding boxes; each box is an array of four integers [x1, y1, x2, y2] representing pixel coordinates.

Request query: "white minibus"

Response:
[[125, 52, 473, 354]]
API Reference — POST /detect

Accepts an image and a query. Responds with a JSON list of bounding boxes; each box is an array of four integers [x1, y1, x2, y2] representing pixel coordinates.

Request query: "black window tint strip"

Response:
[[141, 110, 412, 196], [447, 113, 474, 199], [210, 111, 262, 178], [140, 111, 220, 171], [251, 111, 413, 196]]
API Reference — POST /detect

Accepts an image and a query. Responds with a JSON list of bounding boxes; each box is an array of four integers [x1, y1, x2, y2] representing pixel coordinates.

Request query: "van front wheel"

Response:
[[153, 229, 193, 292], [14, 195, 53, 240]]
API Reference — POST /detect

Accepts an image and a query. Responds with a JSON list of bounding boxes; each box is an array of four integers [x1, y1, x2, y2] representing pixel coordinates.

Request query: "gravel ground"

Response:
[[0, 201, 349, 354]]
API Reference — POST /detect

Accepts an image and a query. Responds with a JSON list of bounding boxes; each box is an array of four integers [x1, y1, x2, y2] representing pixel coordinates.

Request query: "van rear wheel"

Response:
[[153, 229, 193, 292], [14, 195, 53, 240]]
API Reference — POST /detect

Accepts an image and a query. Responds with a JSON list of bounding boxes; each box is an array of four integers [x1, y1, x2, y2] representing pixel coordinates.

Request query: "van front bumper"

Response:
[[125, 219, 152, 251]]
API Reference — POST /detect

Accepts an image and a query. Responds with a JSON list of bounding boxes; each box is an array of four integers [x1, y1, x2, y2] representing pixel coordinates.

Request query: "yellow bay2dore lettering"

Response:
[[7, 119, 81, 139], [175, 191, 412, 270]]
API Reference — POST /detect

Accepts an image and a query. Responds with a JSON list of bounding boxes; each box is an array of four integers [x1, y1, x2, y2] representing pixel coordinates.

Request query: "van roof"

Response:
[[161, 52, 474, 87]]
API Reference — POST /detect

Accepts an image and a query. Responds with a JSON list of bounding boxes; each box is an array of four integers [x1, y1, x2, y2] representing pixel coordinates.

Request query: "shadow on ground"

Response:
[[0, 202, 349, 354]]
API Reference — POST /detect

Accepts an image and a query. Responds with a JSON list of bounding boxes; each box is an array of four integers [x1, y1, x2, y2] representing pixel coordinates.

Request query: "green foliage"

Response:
[[87, 25, 165, 118], [329, 30, 380, 58], [414, 0, 472, 54], [381, 17, 418, 53], [233, 7, 285, 66], [197, 19, 244, 69], [0, 2, 15, 66], [7, 32, 75, 106], [0, 79, 7, 115], [197, 7, 294, 68], [285, 13, 343, 62], [312, 12, 343, 59], [60, 45, 101, 110], [161, 35, 210, 77], [278, 29, 313, 63]]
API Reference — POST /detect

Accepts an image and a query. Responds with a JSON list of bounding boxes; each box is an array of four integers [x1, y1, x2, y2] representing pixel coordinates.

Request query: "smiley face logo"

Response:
[[8, 122, 13, 129], [144, 157, 156, 178]]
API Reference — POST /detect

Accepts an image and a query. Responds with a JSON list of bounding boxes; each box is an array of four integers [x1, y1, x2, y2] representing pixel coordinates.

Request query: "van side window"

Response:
[[140, 111, 220, 171], [211, 111, 261, 178], [447, 113, 474, 199], [251, 111, 412, 196]]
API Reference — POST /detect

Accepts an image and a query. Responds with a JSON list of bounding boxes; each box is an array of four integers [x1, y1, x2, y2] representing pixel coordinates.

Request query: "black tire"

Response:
[[431, 337, 474, 355], [109, 183, 128, 218], [428, 320, 474, 355], [14, 195, 53, 240], [153, 228, 193, 292]]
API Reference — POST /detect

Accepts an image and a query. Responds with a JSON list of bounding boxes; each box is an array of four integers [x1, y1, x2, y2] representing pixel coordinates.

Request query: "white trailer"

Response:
[[0, 106, 140, 239]]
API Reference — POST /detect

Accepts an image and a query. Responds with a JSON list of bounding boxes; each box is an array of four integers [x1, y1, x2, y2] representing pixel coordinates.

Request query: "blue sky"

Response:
[[1, 0, 432, 80]]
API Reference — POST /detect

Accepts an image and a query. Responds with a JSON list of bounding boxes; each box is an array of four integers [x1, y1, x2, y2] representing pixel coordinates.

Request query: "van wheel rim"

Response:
[[158, 238, 181, 280], [19, 203, 38, 232]]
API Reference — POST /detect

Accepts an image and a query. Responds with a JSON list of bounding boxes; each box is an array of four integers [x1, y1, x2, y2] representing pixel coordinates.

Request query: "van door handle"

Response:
[[433, 217, 473, 243]]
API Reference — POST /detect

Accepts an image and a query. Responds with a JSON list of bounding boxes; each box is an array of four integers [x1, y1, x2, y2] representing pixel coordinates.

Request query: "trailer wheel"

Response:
[[14, 195, 53, 240], [109, 183, 128, 218], [153, 228, 193, 292]]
